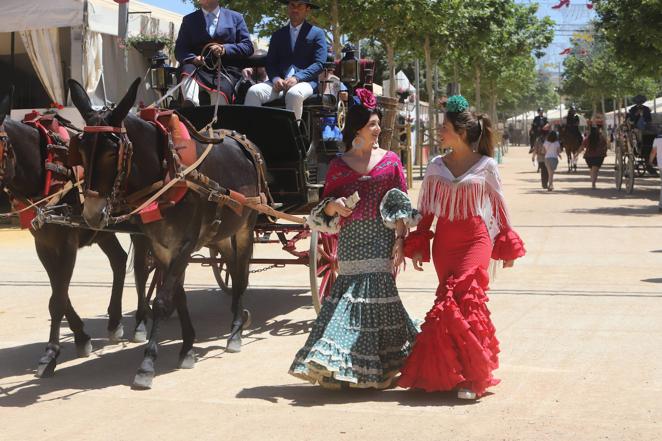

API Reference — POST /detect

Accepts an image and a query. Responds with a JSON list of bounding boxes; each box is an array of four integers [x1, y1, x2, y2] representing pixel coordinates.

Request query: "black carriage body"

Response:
[[176, 104, 341, 214]]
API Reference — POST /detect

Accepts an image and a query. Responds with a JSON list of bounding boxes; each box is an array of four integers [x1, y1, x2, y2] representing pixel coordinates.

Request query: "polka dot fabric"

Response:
[[289, 152, 418, 388]]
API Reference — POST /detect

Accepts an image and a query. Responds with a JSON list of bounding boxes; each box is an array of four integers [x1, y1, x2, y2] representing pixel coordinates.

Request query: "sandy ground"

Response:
[[1, 146, 661, 441]]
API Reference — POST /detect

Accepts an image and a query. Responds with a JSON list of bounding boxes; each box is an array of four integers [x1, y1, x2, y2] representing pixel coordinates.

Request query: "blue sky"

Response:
[[140, 0, 195, 15], [516, 0, 596, 69], [145, 0, 594, 70]]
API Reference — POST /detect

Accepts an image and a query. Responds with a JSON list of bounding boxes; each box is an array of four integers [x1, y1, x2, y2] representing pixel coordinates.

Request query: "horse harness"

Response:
[[78, 110, 273, 226], [0, 112, 82, 229], [0, 126, 12, 182]]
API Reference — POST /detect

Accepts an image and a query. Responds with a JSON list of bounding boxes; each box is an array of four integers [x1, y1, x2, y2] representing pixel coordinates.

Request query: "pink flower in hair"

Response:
[[354, 88, 377, 110]]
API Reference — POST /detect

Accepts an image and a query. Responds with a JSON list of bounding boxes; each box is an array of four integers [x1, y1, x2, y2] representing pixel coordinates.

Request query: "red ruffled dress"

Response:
[[399, 155, 525, 396]]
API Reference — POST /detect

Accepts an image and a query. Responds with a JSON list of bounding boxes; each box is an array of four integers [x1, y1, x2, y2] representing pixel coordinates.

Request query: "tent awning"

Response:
[[0, 0, 182, 36], [0, 0, 84, 33]]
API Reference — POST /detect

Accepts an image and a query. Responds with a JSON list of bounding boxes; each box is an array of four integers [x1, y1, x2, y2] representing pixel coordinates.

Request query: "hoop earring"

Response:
[[352, 137, 363, 149]]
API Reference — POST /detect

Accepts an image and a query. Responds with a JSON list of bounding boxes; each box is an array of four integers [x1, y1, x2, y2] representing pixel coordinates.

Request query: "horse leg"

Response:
[[223, 222, 254, 353], [133, 245, 193, 389], [34, 238, 87, 377], [130, 234, 150, 343], [96, 233, 127, 343], [175, 278, 196, 369]]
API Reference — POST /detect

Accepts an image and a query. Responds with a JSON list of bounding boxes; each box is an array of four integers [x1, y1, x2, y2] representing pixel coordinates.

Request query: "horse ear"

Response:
[[68, 79, 95, 122], [109, 78, 141, 127], [0, 85, 13, 122]]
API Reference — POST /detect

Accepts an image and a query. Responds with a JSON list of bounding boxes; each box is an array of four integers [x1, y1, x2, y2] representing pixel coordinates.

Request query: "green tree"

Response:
[[594, 0, 662, 77], [561, 27, 658, 117]]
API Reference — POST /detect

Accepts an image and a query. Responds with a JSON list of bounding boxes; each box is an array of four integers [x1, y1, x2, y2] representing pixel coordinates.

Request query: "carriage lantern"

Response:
[[340, 43, 360, 87], [149, 50, 178, 95]]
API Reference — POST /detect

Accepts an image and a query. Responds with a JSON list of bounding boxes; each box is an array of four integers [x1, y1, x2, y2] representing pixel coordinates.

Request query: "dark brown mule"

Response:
[[68, 78, 261, 389], [0, 89, 150, 378], [559, 125, 582, 172]]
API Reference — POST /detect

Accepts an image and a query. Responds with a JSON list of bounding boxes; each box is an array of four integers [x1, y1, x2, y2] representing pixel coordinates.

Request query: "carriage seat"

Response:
[[263, 93, 337, 113]]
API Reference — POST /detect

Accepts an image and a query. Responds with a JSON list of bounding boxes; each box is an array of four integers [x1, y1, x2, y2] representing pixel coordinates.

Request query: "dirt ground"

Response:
[[1, 146, 661, 441]]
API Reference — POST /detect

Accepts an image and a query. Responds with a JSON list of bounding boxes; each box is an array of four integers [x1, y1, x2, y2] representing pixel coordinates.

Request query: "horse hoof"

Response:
[[36, 344, 60, 378], [108, 323, 124, 344], [132, 322, 148, 343], [178, 350, 196, 369], [242, 309, 252, 329], [36, 357, 57, 378], [132, 371, 154, 390], [226, 338, 242, 353], [76, 339, 93, 358]]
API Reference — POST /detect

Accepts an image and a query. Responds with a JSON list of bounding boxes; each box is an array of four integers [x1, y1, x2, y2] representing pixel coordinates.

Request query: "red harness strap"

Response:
[[23, 111, 73, 198]]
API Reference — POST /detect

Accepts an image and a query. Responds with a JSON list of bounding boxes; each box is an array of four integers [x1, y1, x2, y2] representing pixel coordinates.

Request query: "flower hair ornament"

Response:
[[353, 88, 377, 110], [446, 95, 469, 113]]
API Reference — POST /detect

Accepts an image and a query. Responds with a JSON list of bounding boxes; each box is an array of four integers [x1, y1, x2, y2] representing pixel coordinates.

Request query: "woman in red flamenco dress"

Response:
[[399, 95, 525, 400]]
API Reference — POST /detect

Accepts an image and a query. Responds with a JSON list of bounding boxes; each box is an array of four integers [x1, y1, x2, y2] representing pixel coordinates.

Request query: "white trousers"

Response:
[[244, 82, 314, 120], [181, 76, 229, 106]]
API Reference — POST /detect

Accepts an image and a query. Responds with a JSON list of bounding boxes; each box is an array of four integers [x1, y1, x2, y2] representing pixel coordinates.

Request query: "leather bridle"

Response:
[[80, 124, 133, 217]]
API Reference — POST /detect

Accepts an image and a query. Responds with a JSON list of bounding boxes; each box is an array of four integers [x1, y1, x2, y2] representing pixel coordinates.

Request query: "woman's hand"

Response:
[[392, 239, 404, 269], [503, 259, 515, 268], [411, 253, 424, 271], [323, 198, 353, 218]]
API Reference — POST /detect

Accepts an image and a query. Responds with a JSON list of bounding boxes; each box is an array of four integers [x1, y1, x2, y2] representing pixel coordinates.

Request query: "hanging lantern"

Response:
[[340, 43, 359, 86]]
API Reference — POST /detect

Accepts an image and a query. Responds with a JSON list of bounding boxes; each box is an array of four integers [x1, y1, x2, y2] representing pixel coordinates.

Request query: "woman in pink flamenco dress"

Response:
[[399, 95, 526, 400]]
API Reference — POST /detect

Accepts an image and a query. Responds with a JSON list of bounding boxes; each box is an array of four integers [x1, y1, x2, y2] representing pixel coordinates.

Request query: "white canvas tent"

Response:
[[0, 0, 183, 118], [507, 105, 587, 128]]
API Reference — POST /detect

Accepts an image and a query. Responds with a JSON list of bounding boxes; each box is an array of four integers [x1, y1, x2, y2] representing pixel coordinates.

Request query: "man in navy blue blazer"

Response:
[[175, 0, 254, 105], [244, 0, 327, 120]]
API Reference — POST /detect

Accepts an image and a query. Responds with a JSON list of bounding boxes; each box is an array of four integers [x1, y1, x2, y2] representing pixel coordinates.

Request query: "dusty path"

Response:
[[1, 146, 660, 440]]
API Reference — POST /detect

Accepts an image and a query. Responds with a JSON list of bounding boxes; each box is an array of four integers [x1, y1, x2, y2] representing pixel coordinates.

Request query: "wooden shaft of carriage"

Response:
[[224, 188, 306, 225], [245, 200, 307, 225]]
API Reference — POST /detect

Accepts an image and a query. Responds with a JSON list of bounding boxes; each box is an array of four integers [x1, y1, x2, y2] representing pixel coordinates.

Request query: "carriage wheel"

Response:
[[309, 230, 338, 314], [336, 99, 347, 131], [209, 248, 232, 295], [615, 142, 623, 190], [625, 153, 635, 194]]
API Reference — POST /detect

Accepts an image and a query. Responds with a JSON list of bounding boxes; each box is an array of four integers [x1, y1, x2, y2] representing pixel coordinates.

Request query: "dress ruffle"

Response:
[[306, 198, 341, 234], [403, 230, 434, 262], [290, 273, 418, 389], [398, 267, 500, 396], [491, 229, 526, 261], [380, 188, 421, 229]]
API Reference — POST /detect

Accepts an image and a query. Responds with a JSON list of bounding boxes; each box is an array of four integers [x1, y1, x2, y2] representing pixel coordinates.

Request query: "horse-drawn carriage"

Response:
[[0, 48, 395, 388], [613, 117, 661, 194]]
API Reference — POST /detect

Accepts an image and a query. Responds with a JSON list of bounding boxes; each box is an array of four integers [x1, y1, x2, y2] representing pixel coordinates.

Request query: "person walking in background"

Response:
[[580, 118, 608, 189], [544, 130, 562, 192], [399, 95, 525, 400], [534, 124, 550, 189]]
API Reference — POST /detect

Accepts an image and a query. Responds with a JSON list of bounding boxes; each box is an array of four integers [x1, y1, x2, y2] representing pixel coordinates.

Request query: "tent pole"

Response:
[[10, 32, 15, 86]]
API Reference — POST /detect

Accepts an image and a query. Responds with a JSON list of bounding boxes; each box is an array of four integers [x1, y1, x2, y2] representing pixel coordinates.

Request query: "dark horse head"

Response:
[[0, 87, 15, 188], [68, 78, 142, 228], [0, 86, 44, 198]]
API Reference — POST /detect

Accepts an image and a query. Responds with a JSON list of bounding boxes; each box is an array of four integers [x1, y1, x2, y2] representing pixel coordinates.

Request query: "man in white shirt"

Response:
[[174, 0, 253, 105], [244, 1, 327, 120]]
